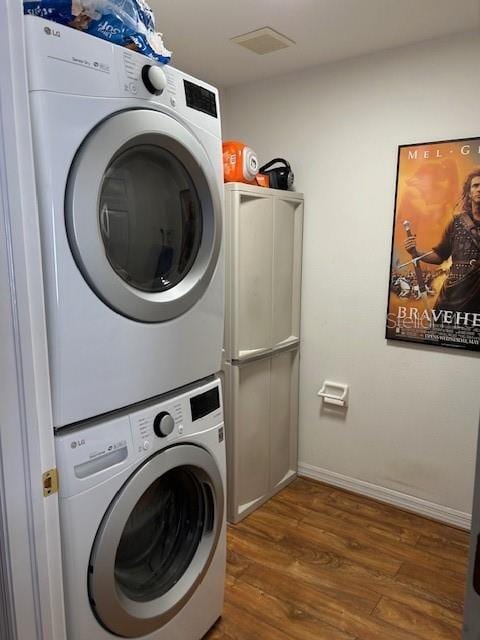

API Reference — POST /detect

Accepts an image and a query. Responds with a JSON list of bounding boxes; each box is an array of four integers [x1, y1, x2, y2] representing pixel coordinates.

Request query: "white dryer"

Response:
[[25, 16, 224, 427], [55, 377, 226, 640]]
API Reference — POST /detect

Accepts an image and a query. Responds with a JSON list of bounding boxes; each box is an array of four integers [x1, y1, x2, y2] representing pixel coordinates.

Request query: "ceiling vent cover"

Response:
[[231, 27, 295, 55]]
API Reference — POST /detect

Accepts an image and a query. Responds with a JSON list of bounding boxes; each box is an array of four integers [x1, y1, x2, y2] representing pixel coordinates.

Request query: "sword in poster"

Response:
[[402, 219, 431, 302]]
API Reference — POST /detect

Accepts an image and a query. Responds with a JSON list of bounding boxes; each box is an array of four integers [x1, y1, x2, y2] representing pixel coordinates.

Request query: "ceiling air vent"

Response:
[[231, 27, 295, 55]]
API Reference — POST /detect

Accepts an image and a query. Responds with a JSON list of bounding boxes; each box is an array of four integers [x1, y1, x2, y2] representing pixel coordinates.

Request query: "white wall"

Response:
[[222, 32, 480, 519]]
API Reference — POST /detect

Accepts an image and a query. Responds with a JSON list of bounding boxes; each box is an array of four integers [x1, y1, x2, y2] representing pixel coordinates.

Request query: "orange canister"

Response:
[[222, 140, 259, 184]]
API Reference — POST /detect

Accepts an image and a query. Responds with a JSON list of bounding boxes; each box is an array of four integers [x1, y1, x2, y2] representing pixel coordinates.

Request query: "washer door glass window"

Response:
[[114, 467, 205, 601], [66, 110, 222, 323], [100, 146, 202, 294], [88, 445, 224, 638]]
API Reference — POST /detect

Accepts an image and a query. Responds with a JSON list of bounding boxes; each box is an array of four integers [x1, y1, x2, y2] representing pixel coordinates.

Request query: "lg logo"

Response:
[[44, 26, 61, 38], [70, 439, 86, 449]]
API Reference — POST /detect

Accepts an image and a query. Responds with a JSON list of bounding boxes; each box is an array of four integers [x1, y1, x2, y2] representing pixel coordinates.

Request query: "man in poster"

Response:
[[386, 138, 480, 351], [404, 169, 480, 313]]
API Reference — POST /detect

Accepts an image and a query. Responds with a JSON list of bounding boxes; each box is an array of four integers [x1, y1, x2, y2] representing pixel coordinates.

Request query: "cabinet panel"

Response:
[[224, 348, 299, 524], [233, 194, 273, 359], [270, 349, 299, 491], [272, 197, 303, 349], [234, 358, 271, 517]]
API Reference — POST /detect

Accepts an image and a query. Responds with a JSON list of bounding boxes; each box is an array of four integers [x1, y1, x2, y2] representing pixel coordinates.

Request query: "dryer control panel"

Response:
[[24, 16, 221, 140]]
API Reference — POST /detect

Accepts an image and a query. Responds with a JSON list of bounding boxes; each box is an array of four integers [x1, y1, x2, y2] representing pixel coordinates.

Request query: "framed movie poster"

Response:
[[386, 137, 480, 351]]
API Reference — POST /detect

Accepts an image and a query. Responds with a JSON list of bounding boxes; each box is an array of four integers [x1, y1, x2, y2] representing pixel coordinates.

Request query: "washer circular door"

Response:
[[66, 109, 222, 322], [88, 444, 224, 638]]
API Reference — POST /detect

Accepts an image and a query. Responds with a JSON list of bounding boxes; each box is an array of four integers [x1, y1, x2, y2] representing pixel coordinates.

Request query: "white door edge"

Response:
[[0, 1, 66, 639]]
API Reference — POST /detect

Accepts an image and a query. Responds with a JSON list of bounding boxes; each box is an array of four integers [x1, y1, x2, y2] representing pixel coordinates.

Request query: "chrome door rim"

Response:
[[66, 109, 222, 322]]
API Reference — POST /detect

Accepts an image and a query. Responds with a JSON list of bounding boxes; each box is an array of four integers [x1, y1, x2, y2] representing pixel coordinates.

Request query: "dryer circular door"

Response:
[[88, 444, 224, 638], [66, 109, 222, 322]]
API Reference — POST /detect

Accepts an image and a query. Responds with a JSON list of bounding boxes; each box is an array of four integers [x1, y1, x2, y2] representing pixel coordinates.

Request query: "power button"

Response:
[[143, 441, 150, 451]]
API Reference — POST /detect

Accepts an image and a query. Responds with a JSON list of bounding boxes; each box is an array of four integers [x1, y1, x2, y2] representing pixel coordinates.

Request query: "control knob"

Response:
[[153, 411, 174, 438], [142, 65, 167, 96]]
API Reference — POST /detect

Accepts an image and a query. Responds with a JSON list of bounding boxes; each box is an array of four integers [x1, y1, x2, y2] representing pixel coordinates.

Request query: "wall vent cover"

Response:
[[231, 27, 295, 55]]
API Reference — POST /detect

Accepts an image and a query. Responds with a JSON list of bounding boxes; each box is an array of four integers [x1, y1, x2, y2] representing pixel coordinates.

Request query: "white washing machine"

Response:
[[55, 377, 226, 640], [25, 16, 224, 428]]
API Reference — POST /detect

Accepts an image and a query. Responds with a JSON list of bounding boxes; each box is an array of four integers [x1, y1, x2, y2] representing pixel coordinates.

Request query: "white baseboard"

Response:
[[298, 462, 471, 531]]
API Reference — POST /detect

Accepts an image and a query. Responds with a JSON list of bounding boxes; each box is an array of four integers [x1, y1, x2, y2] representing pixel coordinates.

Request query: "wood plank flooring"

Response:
[[204, 477, 470, 640]]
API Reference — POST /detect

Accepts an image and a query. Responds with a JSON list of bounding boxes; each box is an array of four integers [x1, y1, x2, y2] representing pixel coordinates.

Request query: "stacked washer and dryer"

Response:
[[25, 15, 226, 640]]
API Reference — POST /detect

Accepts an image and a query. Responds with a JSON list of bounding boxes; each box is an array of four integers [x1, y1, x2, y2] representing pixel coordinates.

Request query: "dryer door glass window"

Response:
[[114, 467, 209, 601], [99, 146, 202, 294]]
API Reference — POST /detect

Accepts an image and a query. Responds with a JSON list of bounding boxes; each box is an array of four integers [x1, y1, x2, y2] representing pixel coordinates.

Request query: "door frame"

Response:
[[0, 1, 66, 639]]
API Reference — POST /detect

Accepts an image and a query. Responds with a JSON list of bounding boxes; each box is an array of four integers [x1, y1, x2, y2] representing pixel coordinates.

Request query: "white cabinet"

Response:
[[222, 348, 300, 523], [222, 183, 303, 523], [224, 183, 303, 361]]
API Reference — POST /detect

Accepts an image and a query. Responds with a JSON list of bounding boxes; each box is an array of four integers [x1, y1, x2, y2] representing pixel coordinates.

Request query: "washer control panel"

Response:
[[55, 378, 223, 495], [129, 378, 223, 461], [55, 415, 134, 497]]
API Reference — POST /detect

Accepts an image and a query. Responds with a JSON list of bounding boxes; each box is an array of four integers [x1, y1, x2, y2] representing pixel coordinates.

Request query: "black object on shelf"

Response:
[[258, 158, 294, 190]]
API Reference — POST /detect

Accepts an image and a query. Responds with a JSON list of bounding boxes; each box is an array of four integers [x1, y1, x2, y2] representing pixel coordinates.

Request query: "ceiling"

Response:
[[149, 0, 480, 88]]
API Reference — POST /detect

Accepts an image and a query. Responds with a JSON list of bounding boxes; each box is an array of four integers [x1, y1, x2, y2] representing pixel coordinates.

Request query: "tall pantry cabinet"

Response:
[[222, 183, 304, 523]]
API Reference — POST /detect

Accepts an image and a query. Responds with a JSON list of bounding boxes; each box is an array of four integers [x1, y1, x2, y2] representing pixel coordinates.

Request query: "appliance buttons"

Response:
[[143, 441, 150, 451], [153, 411, 175, 438], [141, 65, 167, 96]]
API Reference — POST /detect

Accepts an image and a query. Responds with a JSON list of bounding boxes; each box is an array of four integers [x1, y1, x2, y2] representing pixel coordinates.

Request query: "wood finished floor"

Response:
[[204, 477, 470, 640]]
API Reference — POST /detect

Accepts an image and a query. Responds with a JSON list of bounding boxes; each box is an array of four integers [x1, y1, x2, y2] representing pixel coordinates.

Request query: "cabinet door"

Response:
[[272, 197, 303, 350], [270, 349, 299, 492], [231, 358, 271, 521], [231, 193, 273, 360]]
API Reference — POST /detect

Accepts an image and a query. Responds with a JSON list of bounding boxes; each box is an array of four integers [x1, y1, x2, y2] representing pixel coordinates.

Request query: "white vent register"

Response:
[[231, 27, 295, 55]]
